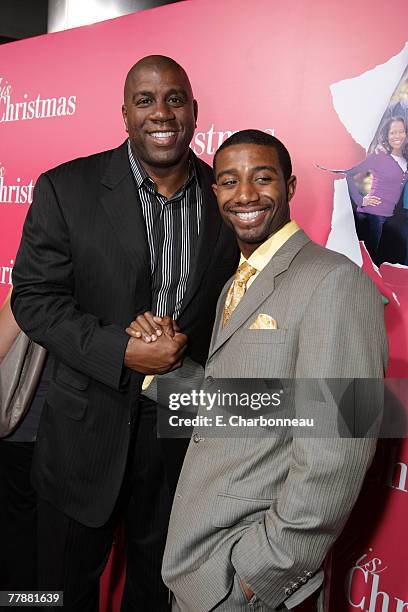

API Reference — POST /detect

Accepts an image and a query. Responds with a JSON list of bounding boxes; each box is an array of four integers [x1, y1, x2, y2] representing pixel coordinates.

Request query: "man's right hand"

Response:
[[124, 329, 187, 374]]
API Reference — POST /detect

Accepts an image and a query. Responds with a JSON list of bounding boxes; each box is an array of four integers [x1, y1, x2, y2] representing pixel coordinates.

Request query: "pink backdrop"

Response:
[[1, 0, 407, 608]]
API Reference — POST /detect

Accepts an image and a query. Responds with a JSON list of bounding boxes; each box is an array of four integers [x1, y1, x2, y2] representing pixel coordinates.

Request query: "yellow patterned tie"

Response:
[[223, 261, 257, 326]]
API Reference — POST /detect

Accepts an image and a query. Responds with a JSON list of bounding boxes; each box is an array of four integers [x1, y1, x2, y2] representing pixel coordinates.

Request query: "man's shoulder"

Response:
[[302, 239, 355, 265], [295, 237, 369, 283], [43, 141, 127, 182], [298, 239, 379, 295]]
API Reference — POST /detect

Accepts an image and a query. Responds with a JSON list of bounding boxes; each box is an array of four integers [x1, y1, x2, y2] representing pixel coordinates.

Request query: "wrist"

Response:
[[124, 337, 134, 368]]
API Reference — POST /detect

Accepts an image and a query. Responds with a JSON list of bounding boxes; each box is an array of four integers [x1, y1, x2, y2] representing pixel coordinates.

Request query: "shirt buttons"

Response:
[[193, 433, 203, 443], [206, 376, 214, 384]]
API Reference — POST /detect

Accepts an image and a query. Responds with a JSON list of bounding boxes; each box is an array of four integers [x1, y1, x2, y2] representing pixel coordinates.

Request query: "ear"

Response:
[[193, 99, 198, 127], [287, 175, 297, 202], [212, 183, 218, 197], [122, 104, 128, 133]]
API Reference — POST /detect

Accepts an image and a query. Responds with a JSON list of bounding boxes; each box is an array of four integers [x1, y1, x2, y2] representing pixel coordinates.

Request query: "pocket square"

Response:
[[249, 314, 278, 329]]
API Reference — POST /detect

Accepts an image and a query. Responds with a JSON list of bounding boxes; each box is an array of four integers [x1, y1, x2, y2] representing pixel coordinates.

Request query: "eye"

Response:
[[255, 176, 272, 183], [168, 95, 184, 105], [220, 178, 238, 186], [136, 97, 152, 106]]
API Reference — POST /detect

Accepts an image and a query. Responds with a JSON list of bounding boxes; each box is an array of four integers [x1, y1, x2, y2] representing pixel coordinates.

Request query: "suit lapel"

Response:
[[178, 156, 222, 318], [209, 230, 311, 358], [100, 142, 151, 277], [208, 279, 231, 356]]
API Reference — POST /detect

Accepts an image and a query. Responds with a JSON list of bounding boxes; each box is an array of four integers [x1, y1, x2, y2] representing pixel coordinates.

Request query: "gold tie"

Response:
[[223, 261, 257, 326]]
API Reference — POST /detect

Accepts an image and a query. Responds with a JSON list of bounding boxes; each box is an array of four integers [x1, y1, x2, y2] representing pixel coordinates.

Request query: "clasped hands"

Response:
[[124, 311, 187, 375]]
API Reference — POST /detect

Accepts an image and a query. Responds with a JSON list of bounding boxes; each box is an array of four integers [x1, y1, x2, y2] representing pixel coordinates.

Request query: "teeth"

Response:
[[150, 132, 176, 138], [235, 210, 264, 220]]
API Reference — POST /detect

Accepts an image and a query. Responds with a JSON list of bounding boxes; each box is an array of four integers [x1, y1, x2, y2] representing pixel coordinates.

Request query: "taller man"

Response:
[[11, 56, 239, 611]]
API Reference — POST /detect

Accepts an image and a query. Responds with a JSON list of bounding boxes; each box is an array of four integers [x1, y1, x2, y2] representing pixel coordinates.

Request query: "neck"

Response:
[[391, 147, 403, 157], [239, 241, 262, 259], [239, 218, 291, 259], [135, 148, 190, 199]]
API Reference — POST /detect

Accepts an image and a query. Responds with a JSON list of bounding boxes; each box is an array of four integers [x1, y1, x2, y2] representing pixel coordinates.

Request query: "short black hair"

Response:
[[213, 129, 292, 181]]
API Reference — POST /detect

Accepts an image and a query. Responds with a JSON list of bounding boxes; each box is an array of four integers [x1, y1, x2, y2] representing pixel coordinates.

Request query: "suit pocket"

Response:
[[240, 329, 287, 344], [46, 380, 88, 421], [212, 492, 276, 528], [56, 362, 89, 390]]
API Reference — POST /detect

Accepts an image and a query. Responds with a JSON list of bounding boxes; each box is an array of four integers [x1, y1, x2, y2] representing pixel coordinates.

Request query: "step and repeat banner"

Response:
[[1, 0, 407, 609]]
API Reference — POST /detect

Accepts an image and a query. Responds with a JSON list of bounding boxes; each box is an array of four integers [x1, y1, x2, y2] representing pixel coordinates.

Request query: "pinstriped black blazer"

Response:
[[11, 141, 239, 527]]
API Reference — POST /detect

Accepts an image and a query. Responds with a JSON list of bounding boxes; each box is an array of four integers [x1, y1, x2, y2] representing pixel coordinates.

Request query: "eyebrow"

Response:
[[216, 165, 278, 181], [132, 88, 188, 102], [132, 91, 152, 102], [166, 88, 188, 97]]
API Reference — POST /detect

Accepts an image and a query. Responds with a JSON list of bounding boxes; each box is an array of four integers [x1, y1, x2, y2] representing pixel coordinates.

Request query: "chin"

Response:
[[150, 152, 186, 168], [236, 227, 270, 244], [237, 233, 266, 245]]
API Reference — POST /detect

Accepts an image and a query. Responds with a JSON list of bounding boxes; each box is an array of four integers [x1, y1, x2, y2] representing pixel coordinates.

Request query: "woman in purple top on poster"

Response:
[[347, 117, 408, 265]]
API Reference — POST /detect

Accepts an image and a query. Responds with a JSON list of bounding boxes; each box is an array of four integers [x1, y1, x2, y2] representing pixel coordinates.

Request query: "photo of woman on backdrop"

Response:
[[346, 116, 408, 266]]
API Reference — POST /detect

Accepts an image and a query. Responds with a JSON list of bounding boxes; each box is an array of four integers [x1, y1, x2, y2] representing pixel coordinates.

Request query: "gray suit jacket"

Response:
[[162, 230, 387, 611]]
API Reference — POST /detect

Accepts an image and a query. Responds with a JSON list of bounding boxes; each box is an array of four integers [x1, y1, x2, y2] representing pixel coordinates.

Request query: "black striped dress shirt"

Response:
[[127, 141, 202, 319]]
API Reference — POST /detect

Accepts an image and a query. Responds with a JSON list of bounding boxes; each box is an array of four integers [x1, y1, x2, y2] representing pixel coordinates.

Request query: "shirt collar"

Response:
[[127, 139, 197, 198], [240, 220, 300, 272]]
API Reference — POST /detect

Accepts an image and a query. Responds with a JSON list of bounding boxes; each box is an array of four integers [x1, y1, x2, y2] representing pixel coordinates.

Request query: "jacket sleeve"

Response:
[[11, 173, 129, 390], [230, 264, 387, 609]]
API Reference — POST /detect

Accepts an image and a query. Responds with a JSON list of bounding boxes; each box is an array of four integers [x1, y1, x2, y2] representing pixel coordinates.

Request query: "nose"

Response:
[[149, 100, 175, 122], [234, 181, 259, 205]]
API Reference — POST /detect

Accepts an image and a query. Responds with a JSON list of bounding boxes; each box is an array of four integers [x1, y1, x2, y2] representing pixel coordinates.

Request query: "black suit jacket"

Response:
[[11, 141, 239, 527]]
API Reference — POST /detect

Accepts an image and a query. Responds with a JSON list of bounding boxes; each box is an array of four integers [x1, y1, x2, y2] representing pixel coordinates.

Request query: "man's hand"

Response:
[[362, 194, 381, 207], [239, 579, 254, 602], [124, 330, 187, 374], [126, 312, 180, 343]]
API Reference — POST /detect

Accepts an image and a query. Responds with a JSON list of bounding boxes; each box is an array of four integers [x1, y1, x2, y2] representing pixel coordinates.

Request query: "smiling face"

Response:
[[122, 63, 198, 173], [213, 144, 297, 257], [387, 119, 406, 155]]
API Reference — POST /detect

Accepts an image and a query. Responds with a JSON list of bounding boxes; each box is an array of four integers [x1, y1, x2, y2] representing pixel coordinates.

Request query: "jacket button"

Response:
[[193, 433, 202, 443], [284, 588, 293, 596]]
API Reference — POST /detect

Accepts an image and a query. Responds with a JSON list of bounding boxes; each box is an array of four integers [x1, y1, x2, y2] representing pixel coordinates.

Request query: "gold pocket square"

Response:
[[249, 314, 278, 329]]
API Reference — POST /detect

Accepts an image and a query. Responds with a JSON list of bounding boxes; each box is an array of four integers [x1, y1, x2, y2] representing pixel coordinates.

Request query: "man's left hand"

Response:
[[239, 579, 254, 601], [126, 312, 180, 343]]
